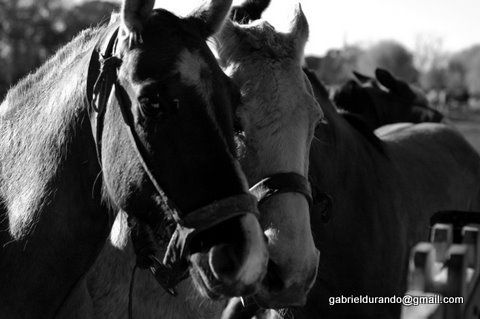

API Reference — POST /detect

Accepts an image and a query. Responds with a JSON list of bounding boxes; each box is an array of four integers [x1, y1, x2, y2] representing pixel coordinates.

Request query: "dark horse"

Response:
[[334, 68, 444, 131], [0, 1, 269, 318]]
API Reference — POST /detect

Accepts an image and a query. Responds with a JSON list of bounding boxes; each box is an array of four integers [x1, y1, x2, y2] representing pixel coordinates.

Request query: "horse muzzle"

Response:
[[182, 194, 269, 298], [248, 173, 320, 307], [254, 247, 319, 307]]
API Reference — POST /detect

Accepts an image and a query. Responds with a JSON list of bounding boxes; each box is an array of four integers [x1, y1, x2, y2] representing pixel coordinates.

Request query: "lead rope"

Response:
[[127, 216, 180, 319]]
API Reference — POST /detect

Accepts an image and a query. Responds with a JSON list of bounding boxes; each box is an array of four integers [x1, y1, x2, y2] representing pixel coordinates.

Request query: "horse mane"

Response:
[[302, 68, 386, 155], [333, 80, 369, 114], [0, 24, 109, 239], [3, 27, 101, 112], [338, 111, 386, 155], [303, 68, 330, 100]]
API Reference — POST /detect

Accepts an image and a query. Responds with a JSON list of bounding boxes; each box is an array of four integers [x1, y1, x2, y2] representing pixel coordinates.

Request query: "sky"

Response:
[[150, 0, 480, 56]]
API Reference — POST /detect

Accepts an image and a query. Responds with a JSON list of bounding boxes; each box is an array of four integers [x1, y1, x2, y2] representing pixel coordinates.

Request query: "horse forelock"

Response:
[[218, 20, 296, 66]]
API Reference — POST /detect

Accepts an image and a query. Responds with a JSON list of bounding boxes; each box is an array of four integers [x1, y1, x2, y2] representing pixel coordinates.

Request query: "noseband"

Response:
[[86, 26, 259, 295], [250, 172, 332, 223]]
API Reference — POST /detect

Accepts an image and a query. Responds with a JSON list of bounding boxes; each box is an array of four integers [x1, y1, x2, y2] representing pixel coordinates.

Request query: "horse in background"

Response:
[[334, 68, 444, 131], [216, 2, 480, 318], [0, 0, 270, 317]]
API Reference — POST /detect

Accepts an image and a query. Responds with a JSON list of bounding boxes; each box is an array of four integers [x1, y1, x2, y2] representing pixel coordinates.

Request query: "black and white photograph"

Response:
[[0, 0, 479, 318]]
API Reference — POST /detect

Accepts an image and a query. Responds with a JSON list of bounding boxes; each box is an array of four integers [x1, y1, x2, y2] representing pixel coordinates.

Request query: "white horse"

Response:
[[216, 6, 480, 319]]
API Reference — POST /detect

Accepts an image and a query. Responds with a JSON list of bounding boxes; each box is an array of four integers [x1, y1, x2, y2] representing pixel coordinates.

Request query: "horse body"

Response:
[[295, 73, 480, 318]]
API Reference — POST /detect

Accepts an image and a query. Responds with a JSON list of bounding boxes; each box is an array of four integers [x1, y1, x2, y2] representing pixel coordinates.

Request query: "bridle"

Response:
[[86, 25, 260, 297], [249, 172, 333, 223], [250, 172, 312, 206]]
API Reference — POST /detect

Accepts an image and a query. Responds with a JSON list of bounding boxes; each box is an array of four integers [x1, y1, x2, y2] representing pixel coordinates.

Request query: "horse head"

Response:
[[334, 68, 443, 129], [95, 0, 268, 299], [374, 68, 443, 123], [216, 4, 322, 307]]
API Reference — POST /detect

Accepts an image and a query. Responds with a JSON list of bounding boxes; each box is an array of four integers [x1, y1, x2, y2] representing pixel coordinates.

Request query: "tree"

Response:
[[466, 54, 480, 97], [0, 0, 118, 99], [414, 34, 446, 72], [414, 35, 449, 91], [356, 40, 419, 83], [419, 67, 448, 91], [305, 45, 364, 86]]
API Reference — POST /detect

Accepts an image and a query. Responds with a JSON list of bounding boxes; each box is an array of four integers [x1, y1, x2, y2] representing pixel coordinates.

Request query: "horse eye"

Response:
[[138, 96, 164, 118], [138, 95, 179, 120]]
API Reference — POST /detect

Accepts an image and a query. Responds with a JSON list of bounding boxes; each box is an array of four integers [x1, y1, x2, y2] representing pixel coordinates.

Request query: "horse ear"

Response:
[[188, 0, 233, 37], [375, 68, 398, 91], [231, 0, 271, 23], [352, 71, 372, 84], [287, 3, 309, 59]]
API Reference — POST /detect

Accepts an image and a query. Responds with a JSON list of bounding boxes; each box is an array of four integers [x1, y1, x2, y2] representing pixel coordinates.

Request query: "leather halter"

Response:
[[249, 172, 333, 223], [86, 26, 259, 294], [250, 172, 313, 206]]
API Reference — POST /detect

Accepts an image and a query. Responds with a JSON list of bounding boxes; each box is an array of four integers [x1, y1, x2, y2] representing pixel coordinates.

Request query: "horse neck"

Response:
[[0, 25, 115, 317], [0, 25, 113, 236], [309, 83, 384, 193]]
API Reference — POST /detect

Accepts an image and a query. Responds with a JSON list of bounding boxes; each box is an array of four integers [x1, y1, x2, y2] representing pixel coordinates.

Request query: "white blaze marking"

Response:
[[176, 49, 213, 110]]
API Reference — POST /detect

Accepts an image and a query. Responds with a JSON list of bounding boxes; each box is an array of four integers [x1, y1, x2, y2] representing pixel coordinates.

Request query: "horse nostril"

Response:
[[209, 244, 241, 282]]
